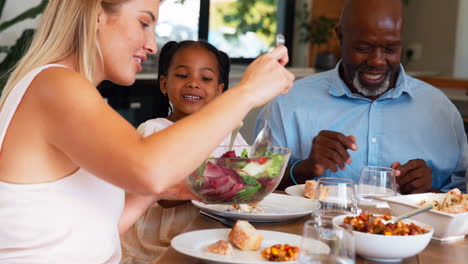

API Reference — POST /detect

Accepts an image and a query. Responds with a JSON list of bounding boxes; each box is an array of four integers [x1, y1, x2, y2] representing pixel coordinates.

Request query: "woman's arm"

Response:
[[37, 46, 293, 195], [118, 180, 199, 234], [118, 193, 158, 234]]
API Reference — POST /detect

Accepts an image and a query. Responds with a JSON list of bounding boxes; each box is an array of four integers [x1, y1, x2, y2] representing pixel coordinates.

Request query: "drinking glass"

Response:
[[357, 166, 397, 207], [313, 178, 359, 221], [298, 219, 355, 264], [465, 169, 468, 194]]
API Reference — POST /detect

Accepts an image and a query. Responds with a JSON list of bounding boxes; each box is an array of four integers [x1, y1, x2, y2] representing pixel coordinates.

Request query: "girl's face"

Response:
[[97, 0, 159, 85], [161, 45, 224, 121]]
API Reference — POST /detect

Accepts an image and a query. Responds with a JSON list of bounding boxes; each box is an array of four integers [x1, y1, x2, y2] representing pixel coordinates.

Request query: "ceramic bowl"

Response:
[[384, 193, 468, 241], [333, 215, 433, 262]]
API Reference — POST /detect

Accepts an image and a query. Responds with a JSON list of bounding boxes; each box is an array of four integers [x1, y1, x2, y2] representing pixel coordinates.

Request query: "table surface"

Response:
[[122, 197, 468, 264]]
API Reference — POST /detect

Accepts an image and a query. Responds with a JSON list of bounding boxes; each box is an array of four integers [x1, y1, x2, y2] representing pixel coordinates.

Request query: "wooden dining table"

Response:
[[122, 195, 468, 264]]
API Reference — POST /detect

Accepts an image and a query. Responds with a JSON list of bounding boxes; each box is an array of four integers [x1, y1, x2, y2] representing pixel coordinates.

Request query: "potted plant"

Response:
[[0, 0, 48, 91], [300, 15, 338, 71]]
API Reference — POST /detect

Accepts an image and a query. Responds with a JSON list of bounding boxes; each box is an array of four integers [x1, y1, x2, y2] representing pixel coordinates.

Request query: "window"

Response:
[[156, 0, 294, 64], [156, 0, 200, 46]]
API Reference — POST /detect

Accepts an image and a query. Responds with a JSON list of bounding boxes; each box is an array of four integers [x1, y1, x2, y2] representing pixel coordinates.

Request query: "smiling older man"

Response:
[[255, 0, 468, 194]]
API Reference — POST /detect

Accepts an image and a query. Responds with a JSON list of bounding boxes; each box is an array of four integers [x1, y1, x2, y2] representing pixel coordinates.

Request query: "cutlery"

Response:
[[199, 210, 236, 227], [228, 121, 243, 151], [382, 204, 433, 225], [250, 34, 285, 157]]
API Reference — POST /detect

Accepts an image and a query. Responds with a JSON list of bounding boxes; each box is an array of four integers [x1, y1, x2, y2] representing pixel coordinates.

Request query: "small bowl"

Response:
[[187, 146, 291, 204], [333, 215, 433, 262]]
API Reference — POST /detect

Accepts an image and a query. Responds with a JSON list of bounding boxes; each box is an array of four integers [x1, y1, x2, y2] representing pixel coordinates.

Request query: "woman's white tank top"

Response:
[[0, 64, 125, 263]]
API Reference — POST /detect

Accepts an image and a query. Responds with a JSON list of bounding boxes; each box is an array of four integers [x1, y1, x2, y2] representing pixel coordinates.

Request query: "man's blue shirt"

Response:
[[254, 64, 468, 192]]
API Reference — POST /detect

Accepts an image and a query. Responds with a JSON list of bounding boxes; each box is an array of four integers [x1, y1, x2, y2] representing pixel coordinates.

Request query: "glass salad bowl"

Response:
[[187, 146, 291, 204]]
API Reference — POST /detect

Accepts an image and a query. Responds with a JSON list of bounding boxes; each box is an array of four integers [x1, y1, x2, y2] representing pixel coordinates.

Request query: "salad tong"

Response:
[[199, 210, 235, 227], [381, 204, 433, 225], [250, 34, 285, 157]]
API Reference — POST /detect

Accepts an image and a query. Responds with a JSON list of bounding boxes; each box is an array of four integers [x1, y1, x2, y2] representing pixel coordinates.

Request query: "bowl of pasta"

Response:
[[333, 213, 433, 262], [383, 188, 468, 241]]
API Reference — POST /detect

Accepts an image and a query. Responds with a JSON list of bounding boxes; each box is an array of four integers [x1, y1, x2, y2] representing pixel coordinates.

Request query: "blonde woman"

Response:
[[0, 0, 294, 263]]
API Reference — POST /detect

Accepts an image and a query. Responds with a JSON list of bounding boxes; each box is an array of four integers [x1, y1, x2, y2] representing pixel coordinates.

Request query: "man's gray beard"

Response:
[[352, 72, 390, 97]]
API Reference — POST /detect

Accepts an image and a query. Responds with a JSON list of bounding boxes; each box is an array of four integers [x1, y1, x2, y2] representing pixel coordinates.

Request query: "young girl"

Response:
[[138, 40, 248, 151], [121, 41, 248, 262], [0, 0, 293, 262]]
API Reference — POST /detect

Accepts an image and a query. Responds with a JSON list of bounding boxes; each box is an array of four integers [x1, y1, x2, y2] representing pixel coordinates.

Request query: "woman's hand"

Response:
[[119, 179, 199, 234], [238, 46, 295, 108], [158, 179, 200, 201]]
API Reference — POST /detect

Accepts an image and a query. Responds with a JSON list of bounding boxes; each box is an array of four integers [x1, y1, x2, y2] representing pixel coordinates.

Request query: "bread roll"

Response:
[[204, 240, 233, 255], [304, 180, 318, 199], [417, 199, 440, 210], [228, 220, 263, 250]]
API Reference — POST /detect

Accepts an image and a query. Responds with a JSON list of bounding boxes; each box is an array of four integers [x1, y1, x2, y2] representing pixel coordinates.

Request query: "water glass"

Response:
[[357, 166, 397, 206], [313, 177, 359, 220], [298, 219, 355, 264], [465, 169, 468, 194]]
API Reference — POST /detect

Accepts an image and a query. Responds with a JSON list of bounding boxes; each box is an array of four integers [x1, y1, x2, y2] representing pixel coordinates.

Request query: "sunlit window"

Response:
[[153, 0, 293, 64], [208, 0, 278, 59], [156, 0, 199, 47]]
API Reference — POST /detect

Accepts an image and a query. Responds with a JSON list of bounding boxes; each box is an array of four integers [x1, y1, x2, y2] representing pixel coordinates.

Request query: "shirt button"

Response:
[[371, 138, 377, 143]]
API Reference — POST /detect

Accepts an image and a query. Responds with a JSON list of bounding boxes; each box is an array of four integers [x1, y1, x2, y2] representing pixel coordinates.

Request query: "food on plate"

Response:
[[417, 199, 440, 210], [343, 213, 429, 236], [261, 244, 300, 262], [416, 188, 468, 214], [303, 180, 329, 200], [204, 240, 233, 255], [316, 183, 330, 200], [304, 180, 317, 199], [441, 188, 463, 208], [188, 148, 288, 203], [226, 203, 264, 214], [228, 220, 263, 250]]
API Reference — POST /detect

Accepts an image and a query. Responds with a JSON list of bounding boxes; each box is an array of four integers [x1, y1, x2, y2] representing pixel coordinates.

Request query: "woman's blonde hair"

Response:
[[0, 0, 129, 106]]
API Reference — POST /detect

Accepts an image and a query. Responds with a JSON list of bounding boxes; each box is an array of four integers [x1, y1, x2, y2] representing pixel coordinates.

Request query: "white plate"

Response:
[[192, 193, 320, 222], [284, 184, 306, 198], [171, 228, 329, 264], [284, 184, 350, 203], [285, 184, 391, 208]]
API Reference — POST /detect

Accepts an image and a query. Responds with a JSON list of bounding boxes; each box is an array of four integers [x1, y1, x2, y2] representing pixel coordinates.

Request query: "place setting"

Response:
[[192, 193, 321, 223], [285, 166, 398, 210]]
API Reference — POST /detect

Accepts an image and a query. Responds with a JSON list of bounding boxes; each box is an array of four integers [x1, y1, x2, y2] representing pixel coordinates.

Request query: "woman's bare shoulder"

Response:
[[28, 66, 100, 107], [33, 66, 93, 91]]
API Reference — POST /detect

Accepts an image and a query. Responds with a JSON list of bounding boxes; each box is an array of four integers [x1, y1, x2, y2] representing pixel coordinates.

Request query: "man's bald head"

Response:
[[339, 0, 403, 33]]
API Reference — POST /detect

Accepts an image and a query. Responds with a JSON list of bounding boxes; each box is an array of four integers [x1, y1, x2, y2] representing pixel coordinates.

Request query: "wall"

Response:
[[291, 0, 311, 67], [402, 0, 459, 76], [453, 0, 468, 78], [308, 0, 344, 66], [0, 0, 42, 61]]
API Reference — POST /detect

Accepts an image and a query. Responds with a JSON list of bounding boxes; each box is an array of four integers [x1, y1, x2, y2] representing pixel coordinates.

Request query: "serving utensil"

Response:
[[199, 210, 235, 227], [382, 204, 433, 225], [250, 34, 285, 157], [228, 121, 243, 151]]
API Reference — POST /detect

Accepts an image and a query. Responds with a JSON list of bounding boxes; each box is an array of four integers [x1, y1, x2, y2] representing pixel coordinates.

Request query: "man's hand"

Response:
[[302, 130, 358, 177], [391, 159, 432, 194]]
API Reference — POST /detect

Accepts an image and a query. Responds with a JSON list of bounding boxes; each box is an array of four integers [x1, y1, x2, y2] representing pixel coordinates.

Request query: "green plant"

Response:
[[0, 0, 48, 90], [298, 12, 337, 52], [213, 0, 277, 47]]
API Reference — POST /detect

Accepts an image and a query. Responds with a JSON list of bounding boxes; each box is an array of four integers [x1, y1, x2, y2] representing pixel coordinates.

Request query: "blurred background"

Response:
[[1, 0, 468, 143]]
